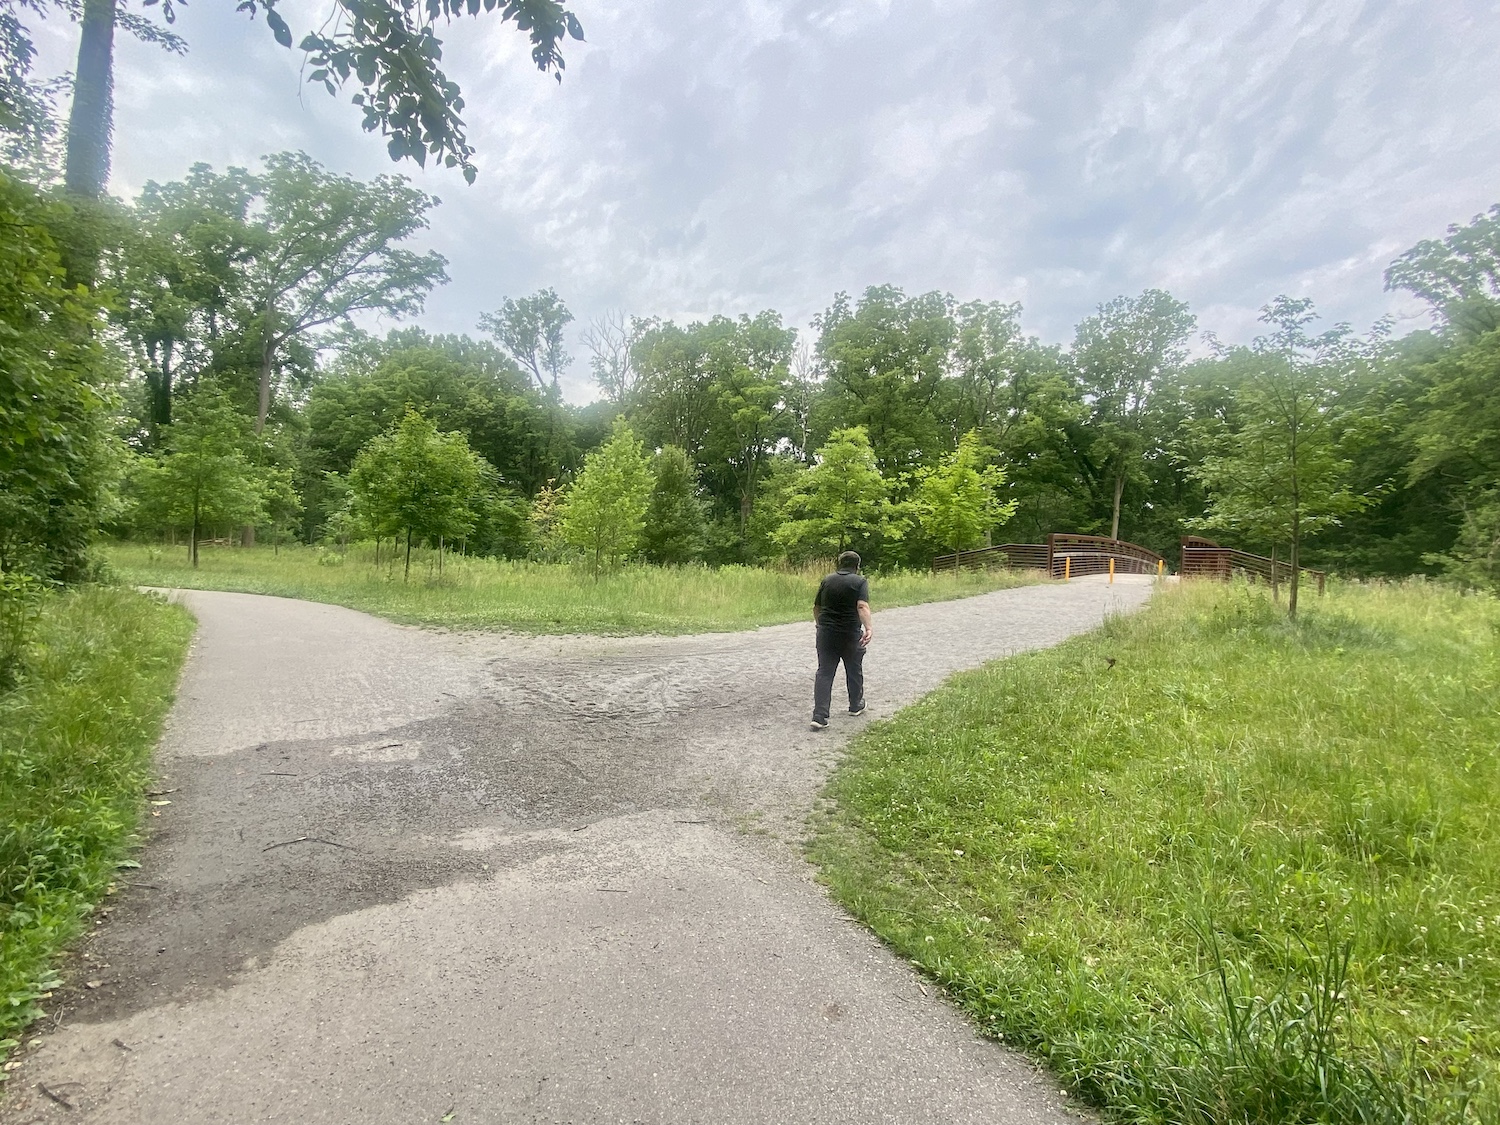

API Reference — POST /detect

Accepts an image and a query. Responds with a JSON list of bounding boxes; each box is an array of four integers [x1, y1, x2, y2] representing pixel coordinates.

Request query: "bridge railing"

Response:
[[1180, 536, 1325, 594], [933, 535, 1165, 578], [930, 543, 1050, 573], [1046, 533, 1164, 578]]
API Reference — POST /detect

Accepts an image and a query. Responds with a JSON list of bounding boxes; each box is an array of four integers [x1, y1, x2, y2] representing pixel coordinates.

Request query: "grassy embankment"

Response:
[[106, 542, 1041, 634], [812, 580, 1498, 1123], [0, 588, 194, 1059]]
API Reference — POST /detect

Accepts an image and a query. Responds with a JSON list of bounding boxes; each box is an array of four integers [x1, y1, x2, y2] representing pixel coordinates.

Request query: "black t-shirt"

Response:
[[814, 570, 870, 634]]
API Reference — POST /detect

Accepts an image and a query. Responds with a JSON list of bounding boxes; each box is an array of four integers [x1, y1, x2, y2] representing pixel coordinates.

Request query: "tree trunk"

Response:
[[404, 529, 413, 582], [190, 500, 200, 569], [1288, 516, 1301, 620], [65, 0, 117, 200], [1110, 470, 1125, 541], [1270, 545, 1280, 604], [256, 304, 276, 434]]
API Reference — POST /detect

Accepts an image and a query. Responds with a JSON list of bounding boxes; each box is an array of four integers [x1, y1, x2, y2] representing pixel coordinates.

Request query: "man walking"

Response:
[[810, 550, 873, 731]]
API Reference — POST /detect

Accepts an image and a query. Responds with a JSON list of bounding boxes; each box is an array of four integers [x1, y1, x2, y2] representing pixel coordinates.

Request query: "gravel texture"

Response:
[[2, 576, 1153, 1125]]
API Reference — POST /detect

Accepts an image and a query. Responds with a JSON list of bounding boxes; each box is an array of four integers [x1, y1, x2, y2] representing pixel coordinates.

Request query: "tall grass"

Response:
[[0, 588, 193, 1056], [105, 542, 1039, 634], [810, 580, 1499, 1123]]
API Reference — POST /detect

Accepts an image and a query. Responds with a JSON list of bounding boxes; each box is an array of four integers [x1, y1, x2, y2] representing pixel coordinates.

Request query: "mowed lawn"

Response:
[[105, 543, 1041, 634], [811, 580, 1499, 1124]]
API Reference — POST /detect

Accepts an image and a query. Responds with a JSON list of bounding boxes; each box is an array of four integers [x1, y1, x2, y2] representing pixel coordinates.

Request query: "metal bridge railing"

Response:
[[1179, 536, 1325, 594], [932, 534, 1166, 579]]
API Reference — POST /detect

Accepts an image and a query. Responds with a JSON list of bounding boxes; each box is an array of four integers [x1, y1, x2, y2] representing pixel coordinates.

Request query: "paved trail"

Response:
[[3, 577, 1152, 1125]]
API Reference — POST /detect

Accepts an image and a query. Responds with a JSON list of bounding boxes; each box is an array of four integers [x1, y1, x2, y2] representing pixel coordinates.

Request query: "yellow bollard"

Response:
[[1109, 558, 1115, 584], [1064, 556, 1070, 582], [1157, 558, 1165, 578]]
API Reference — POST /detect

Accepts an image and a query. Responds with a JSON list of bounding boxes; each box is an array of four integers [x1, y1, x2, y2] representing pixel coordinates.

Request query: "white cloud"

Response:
[[28, 0, 1500, 399]]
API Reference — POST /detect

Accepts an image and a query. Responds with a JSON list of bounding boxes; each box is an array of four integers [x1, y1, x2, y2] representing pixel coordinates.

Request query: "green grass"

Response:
[[0, 587, 194, 1058], [104, 542, 1041, 634], [810, 580, 1499, 1124]]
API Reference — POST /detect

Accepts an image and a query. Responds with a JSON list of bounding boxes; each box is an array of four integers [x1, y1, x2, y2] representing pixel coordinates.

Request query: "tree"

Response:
[[0, 171, 116, 581], [1071, 289, 1196, 541], [480, 288, 574, 398], [815, 286, 955, 477], [1191, 298, 1370, 617], [1384, 203, 1500, 589], [244, 153, 448, 434], [630, 317, 714, 454], [62, 0, 184, 198], [107, 163, 259, 442], [583, 310, 640, 405], [774, 427, 899, 560], [700, 312, 797, 543], [916, 430, 1017, 554], [50, 0, 581, 199], [558, 420, 652, 575], [643, 446, 706, 565], [132, 386, 268, 567], [349, 409, 484, 580]]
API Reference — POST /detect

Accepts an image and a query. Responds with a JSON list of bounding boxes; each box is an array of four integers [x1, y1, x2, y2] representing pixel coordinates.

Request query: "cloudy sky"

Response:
[[32, 0, 1500, 399]]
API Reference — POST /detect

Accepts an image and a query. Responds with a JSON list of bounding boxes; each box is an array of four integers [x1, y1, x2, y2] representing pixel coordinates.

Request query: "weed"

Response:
[[0, 588, 193, 1056]]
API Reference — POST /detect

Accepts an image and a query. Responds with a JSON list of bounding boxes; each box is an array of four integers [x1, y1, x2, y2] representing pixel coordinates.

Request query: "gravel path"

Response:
[[2, 577, 1153, 1125]]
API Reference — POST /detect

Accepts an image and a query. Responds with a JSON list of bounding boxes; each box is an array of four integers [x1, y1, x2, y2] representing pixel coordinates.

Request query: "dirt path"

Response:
[[3, 577, 1153, 1125]]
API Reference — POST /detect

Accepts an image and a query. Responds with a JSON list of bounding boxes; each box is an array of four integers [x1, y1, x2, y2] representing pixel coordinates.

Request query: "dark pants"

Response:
[[813, 627, 865, 723]]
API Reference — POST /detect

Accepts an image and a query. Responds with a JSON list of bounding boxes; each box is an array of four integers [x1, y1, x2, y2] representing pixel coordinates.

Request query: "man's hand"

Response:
[[857, 600, 873, 646], [860, 627, 873, 648]]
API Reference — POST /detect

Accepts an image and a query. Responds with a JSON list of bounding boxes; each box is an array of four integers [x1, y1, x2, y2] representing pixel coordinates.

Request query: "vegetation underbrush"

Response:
[[0, 587, 193, 1058], [811, 580, 1499, 1123], [105, 542, 1041, 634]]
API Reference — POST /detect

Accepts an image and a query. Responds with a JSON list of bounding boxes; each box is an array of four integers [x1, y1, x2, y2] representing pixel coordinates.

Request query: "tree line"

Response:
[[5, 146, 1499, 594], [2, 87, 1498, 600]]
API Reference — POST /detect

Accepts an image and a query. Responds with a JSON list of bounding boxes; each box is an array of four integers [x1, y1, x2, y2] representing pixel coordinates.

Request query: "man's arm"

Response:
[[858, 600, 873, 645]]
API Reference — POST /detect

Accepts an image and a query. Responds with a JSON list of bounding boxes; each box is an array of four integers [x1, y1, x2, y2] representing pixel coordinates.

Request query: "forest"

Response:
[[0, 0, 1498, 610], [4, 143, 1498, 595]]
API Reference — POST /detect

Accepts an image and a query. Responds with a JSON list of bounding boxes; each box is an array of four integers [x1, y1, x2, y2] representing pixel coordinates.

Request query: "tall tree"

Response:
[[62, 0, 184, 199], [558, 419, 653, 576], [1385, 203, 1500, 589], [643, 445, 706, 565], [701, 311, 796, 541], [815, 286, 955, 476], [245, 153, 447, 434], [55, 0, 581, 199], [1071, 289, 1195, 540], [630, 317, 713, 455], [583, 310, 640, 405], [916, 430, 1017, 554], [108, 163, 259, 442], [349, 408, 484, 580], [1191, 298, 1371, 617], [0, 172, 115, 580], [131, 385, 268, 568], [775, 427, 899, 560], [480, 288, 574, 398]]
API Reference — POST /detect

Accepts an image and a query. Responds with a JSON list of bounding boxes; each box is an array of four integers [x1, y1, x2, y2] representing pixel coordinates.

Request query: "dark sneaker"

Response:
[[848, 701, 866, 716], [810, 718, 828, 731]]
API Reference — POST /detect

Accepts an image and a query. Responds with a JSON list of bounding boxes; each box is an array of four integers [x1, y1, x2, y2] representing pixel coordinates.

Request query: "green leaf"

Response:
[[265, 9, 293, 48]]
